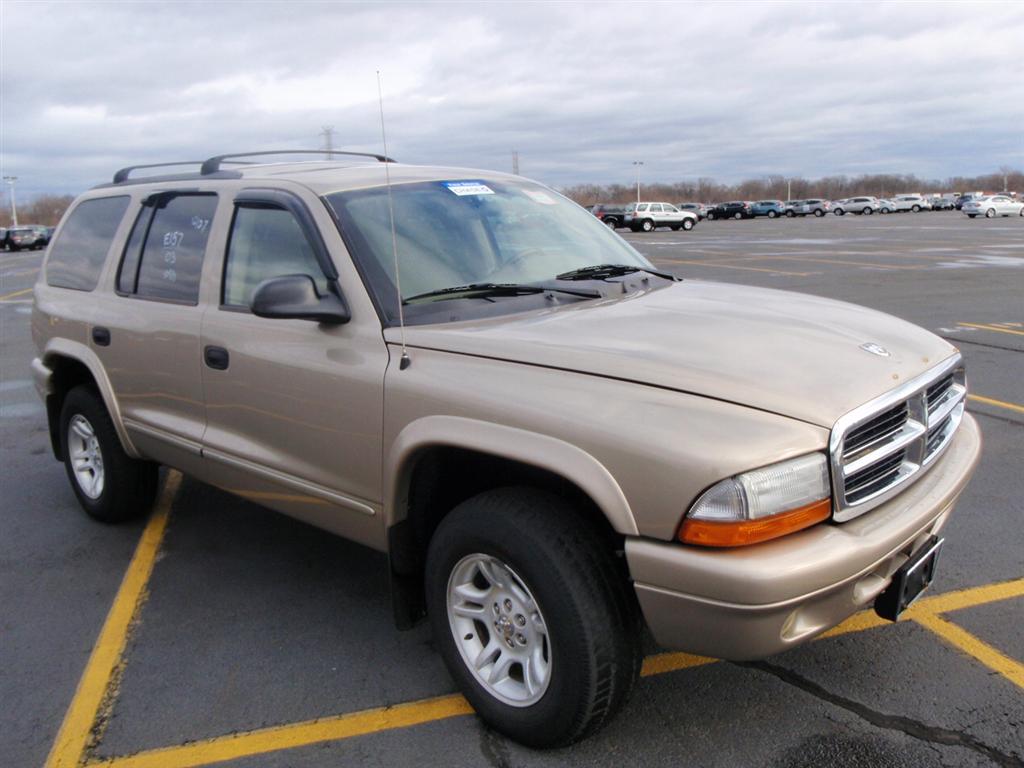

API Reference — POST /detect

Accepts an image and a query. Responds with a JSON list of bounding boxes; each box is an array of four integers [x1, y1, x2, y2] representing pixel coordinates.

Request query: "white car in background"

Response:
[[627, 202, 698, 232], [961, 195, 1024, 218], [892, 194, 931, 212], [878, 199, 896, 214], [833, 197, 880, 215]]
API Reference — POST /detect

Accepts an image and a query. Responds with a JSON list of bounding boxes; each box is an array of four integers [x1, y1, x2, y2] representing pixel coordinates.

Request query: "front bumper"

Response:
[[627, 414, 981, 660]]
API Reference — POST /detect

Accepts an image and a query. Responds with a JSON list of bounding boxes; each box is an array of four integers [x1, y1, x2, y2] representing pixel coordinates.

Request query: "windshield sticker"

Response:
[[523, 189, 557, 205], [443, 181, 495, 196]]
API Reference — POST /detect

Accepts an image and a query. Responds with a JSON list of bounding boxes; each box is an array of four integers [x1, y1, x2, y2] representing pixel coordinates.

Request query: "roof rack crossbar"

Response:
[[200, 150, 394, 176]]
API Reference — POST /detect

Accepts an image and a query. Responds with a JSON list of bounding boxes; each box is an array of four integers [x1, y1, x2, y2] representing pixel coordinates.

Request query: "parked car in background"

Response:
[[591, 204, 629, 229], [0, 227, 6, 248], [628, 202, 698, 231], [930, 196, 956, 211], [32, 225, 53, 247], [708, 201, 753, 220], [893, 195, 931, 212], [750, 200, 785, 218], [802, 199, 831, 217], [955, 192, 984, 210], [834, 197, 880, 216], [961, 195, 1024, 218], [676, 203, 710, 220], [878, 199, 896, 214], [783, 200, 804, 217], [4, 226, 45, 251]]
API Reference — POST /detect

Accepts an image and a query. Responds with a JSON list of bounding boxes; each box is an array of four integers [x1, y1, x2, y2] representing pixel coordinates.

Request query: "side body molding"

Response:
[[385, 415, 639, 536], [38, 337, 141, 458]]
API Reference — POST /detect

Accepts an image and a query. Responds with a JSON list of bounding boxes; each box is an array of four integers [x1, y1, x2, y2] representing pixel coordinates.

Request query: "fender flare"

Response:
[[40, 338, 141, 458], [385, 415, 639, 536]]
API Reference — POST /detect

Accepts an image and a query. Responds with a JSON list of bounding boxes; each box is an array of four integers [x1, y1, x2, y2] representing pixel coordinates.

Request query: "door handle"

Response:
[[92, 327, 111, 347], [204, 345, 229, 370]]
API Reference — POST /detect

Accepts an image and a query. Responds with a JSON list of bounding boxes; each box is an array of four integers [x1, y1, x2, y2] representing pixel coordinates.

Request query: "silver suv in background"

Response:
[[833, 197, 880, 215], [626, 202, 698, 231], [893, 194, 931, 212]]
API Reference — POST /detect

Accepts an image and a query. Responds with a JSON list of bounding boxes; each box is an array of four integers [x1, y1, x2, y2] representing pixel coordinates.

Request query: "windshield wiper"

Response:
[[403, 282, 600, 305], [555, 264, 678, 282]]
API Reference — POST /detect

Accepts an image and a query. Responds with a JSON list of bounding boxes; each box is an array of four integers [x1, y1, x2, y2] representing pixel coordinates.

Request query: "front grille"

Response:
[[830, 356, 966, 522]]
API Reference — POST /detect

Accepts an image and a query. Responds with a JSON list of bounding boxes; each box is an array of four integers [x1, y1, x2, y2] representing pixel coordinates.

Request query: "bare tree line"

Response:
[[0, 194, 76, 228], [561, 168, 1024, 206]]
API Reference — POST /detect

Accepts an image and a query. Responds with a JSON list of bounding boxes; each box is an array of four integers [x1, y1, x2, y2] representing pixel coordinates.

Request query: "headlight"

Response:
[[678, 453, 832, 547]]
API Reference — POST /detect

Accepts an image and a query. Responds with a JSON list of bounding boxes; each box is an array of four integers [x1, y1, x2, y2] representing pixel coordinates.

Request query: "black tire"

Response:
[[669, 224, 680, 231], [603, 218, 616, 229], [814, 209, 824, 217], [785, 210, 795, 218], [864, 207, 873, 215], [641, 219, 654, 232], [835, 209, 845, 216], [912, 205, 921, 212], [59, 385, 158, 523], [733, 212, 742, 220], [425, 488, 642, 748], [968, 214, 977, 218], [682, 218, 695, 230], [767, 210, 777, 218], [985, 208, 995, 219], [707, 212, 716, 220]]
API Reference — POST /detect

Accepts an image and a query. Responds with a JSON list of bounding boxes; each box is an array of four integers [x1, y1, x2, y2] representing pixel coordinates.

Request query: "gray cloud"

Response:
[[2, 1, 1022, 200]]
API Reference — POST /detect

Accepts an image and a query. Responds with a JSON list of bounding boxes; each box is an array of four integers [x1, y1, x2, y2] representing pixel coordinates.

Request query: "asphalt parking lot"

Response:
[[2, 210, 1022, 768]]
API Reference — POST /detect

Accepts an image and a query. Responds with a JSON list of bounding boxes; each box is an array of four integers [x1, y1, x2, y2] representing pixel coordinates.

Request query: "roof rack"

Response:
[[113, 161, 206, 184], [200, 150, 394, 176]]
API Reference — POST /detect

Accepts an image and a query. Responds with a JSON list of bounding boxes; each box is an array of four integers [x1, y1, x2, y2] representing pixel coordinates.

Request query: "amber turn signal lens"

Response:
[[678, 498, 832, 547]]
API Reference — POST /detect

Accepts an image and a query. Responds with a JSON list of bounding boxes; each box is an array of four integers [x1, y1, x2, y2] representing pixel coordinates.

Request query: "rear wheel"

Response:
[[641, 219, 655, 232], [985, 208, 996, 218], [767, 210, 778, 218], [968, 214, 977, 218], [786, 210, 795, 218], [603, 218, 616, 228], [60, 386, 158, 523], [733, 212, 742, 220], [864, 207, 873, 215], [425, 488, 642, 748], [912, 205, 921, 212], [835, 209, 845, 216], [814, 209, 824, 217]]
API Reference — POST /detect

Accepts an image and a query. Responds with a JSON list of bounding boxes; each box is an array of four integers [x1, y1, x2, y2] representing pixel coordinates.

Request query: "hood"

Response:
[[391, 281, 957, 427]]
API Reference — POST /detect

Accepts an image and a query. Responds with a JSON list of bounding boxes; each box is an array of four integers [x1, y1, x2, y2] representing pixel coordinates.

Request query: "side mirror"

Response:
[[251, 274, 350, 325]]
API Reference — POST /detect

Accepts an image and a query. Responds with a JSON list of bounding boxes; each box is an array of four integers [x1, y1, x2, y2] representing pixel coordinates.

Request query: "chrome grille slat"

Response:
[[830, 355, 966, 523]]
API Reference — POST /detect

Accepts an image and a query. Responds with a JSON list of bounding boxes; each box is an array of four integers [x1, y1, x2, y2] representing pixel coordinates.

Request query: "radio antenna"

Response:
[[377, 70, 410, 370]]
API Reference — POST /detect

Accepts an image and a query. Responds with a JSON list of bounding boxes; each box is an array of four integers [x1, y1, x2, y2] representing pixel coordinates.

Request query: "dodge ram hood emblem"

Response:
[[860, 342, 890, 357]]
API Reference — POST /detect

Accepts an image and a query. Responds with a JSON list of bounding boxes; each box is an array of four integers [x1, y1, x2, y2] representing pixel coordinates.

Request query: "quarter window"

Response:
[[46, 196, 130, 291], [222, 206, 328, 309]]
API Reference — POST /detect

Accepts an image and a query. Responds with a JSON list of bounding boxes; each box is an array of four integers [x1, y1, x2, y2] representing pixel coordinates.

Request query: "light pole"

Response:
[[632, 161, 644, 204], [3, 176, 17, 227], [787, 178, 791, 202]]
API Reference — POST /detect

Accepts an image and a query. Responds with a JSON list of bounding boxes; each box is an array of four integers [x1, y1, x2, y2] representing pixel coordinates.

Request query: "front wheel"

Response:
[[985, 208, 996, 218], [734, 212, 742, 220], [767, 210, 778, 218], [786, 210, 795, 218], [835, 209, 845, 216], [864, 207, 873, 215], [682, 218, 695, 230], [60, 386, 158, 522], [968, 214, 977, 218], [912, 205, 921, 212], [426, 488, 642, 748], [814, 209, 824, 217]]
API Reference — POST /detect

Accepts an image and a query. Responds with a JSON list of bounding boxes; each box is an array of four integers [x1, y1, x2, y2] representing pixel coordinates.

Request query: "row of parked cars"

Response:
[[591, 192, 1022, 231], [0, 225, 53, 251]]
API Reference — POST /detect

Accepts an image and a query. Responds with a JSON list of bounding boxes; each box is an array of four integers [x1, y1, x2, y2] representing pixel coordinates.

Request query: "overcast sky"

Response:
[[2, 1, 1023, 200]]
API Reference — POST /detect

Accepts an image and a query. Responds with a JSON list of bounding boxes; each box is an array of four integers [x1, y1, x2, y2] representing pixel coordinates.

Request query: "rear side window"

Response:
[[118, 193, 217, 304], [46, 196, 130, 291]]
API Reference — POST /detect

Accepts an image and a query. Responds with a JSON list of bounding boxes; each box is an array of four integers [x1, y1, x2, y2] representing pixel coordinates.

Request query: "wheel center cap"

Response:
[[495, 615, 514, 638]]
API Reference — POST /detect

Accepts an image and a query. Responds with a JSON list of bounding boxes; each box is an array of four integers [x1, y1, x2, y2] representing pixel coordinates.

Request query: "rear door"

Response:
[[97, 191, 219, 461]]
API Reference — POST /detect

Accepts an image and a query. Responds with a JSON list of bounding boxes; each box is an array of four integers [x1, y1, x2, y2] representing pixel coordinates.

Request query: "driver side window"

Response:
[[222, 205, 329, 309]]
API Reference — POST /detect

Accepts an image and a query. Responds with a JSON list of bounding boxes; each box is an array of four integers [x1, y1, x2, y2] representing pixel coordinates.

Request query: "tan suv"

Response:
[[32, 151, 981, 747]]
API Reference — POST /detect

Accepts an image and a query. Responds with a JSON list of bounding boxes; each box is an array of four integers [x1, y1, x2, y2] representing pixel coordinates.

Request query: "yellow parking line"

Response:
[[90, 694, 474, 768], [957, 322, 1024, 337], [912, 612, 1024, 689], [968, 394, 1024, 416], [747, 255, 925, 271], [44, 472, 182, 768], [908, 576, 1024, 614], [0, 286, 33, 301]]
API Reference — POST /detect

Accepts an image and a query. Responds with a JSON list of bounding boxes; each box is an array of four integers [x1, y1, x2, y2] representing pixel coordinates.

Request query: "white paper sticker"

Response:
[[444, 181, 494, 196], [523, 189, 557, 205]]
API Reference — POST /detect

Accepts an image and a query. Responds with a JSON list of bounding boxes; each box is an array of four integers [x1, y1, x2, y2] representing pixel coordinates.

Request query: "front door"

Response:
[[199, 189, 389, 548]]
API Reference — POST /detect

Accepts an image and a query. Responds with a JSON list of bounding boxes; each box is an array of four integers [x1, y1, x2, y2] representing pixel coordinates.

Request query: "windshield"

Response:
[[325, 179, 652, 325]]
